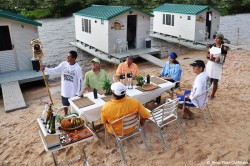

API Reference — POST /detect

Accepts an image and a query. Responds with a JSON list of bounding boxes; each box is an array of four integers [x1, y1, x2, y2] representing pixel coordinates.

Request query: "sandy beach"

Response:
[[0, 48, 250, 166]]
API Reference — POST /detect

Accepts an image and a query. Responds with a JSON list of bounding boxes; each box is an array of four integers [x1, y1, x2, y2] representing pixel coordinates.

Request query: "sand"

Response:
[[0, 48, 250, 166]]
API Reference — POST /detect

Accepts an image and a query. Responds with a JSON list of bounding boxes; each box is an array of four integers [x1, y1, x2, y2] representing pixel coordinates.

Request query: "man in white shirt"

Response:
[[41, 50, 83, 115], [178, 60, 209, 119]]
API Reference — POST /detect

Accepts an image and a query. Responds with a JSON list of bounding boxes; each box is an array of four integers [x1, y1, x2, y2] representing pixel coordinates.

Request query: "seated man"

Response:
[[178, 60, 210, 119], [114, 56, 138, 81], [101, 82, 150, 135], [84, 58, 108, 92]]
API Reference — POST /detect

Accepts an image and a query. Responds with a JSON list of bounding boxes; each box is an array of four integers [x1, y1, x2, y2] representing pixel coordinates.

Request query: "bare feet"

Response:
[[182, 109, 195, 120], [210, 95, 216, 99], [182, 111, 190, 119], [189, 113, 195, 120]]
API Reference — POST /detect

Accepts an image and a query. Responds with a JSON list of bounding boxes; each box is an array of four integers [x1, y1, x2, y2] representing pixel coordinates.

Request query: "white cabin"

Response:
[[74, 5, 153, 55], [0, 10, 42, 73], [152, 3, 220, 43]]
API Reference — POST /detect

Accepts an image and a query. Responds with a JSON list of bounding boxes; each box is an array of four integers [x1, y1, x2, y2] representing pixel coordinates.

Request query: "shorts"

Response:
[[210, 78, 219, 84], [61, 96, 70, 106], [177, 90, 195, 107]]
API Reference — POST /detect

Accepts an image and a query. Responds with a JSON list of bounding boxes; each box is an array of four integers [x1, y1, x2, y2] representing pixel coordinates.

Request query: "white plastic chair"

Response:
[[182, 86, 213, 126], [149, 98, 186, 149], [199, 30, 207, 42], [116, 39, 128, 54], [105, 112, 149, 163]]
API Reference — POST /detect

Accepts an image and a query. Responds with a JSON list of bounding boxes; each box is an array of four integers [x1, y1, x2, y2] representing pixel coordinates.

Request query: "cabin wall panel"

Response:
[[75, 15, 109, 53], [12, 22, 39, 70]]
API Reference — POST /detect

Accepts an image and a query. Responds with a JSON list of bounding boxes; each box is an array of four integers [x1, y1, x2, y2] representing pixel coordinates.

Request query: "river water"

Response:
[[38, 13, 250, 68]]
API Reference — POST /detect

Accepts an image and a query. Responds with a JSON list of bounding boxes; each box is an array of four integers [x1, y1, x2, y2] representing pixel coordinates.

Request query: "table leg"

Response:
[[81, 147, 89, 166], [171, 87, 174, 99], [51, 152, 58, 166], [90, 122, 102, 142]]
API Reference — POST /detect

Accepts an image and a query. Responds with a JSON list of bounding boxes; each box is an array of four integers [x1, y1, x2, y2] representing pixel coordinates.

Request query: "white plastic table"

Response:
[[69, 77, 175, 123]]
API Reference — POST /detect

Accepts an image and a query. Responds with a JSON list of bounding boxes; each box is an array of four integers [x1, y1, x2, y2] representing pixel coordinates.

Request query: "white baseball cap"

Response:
[[111, 82, 126, 96]]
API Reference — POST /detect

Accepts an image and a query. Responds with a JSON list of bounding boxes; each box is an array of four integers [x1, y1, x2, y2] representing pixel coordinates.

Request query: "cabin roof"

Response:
[[0, 10, 42, 26], [74, 5, 153, 20], [153, 3, 218, 15]]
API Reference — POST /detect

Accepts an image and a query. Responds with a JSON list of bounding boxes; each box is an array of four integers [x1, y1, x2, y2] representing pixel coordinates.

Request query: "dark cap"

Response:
[[190, 60, 205, 68]]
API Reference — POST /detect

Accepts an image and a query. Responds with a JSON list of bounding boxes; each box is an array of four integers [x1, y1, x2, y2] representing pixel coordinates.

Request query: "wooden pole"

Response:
[[237, 28, 239, 46], [38, 56, 54, 105], [31, 39, 53, 105], [178, 35, 181, 55], [114, 44, 117, 68]]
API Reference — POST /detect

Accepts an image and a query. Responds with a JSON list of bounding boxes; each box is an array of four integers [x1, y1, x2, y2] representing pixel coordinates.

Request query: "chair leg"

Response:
[[207, 105, 213, 119], [156, 125, 167, 149], [176, 117, 186, 140], [117, 139, 127, 163], [199, 109, 209, 127], [139, 128, 149, 151]]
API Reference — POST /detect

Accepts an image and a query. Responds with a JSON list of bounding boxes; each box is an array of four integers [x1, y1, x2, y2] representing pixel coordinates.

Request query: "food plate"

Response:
[[60, 123, 84, 131], [142, 84, 159, 91], [59, 127, 93, 146]]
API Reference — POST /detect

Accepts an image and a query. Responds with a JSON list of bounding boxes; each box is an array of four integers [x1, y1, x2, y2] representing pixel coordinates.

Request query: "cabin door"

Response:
[[127, 15, 137, 49], [0, 25, 17, 73], [206, 12, 212, 39]]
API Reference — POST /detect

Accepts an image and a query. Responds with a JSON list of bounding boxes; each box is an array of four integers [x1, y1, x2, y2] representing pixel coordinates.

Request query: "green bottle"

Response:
[[48, 113, 56, 134]]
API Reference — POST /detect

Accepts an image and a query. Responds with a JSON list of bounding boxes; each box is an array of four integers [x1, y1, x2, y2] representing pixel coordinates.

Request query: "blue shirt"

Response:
[[160, 62, 182, 81]]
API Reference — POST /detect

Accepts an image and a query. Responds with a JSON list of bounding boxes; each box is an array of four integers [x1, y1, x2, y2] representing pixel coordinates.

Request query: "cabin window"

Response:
[[187, 16, 191, 20], [163, 14, 174, 26], [82, 18, 91, 34], [171, 15, 174, 26], [0, 26, 12, 51]]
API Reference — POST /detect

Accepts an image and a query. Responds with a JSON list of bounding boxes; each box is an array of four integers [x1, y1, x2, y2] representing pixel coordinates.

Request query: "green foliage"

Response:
[[20, 9, 51, 19], [136, 76, 144, 86], [1, 0, 250, 18], [102, 78, 112, 95]]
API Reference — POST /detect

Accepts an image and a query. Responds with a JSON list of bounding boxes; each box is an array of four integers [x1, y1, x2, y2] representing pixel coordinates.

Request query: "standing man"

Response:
[[178, 60, 209, 119], [101, 82, 150, 135], [114, 56, 138, 81], [84, 58, 108, 92], [41, 50, 83, 115]]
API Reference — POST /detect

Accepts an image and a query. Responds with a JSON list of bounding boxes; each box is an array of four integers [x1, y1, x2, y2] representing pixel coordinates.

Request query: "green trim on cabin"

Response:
[[153, 3, 219, 15], [0, 10, 42, 26], [74, 5, 153, 20]]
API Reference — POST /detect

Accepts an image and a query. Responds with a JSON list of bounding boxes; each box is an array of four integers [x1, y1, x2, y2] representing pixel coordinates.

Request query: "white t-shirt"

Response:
[[45, 61, 83, 98], [190, 72, 209, 107]]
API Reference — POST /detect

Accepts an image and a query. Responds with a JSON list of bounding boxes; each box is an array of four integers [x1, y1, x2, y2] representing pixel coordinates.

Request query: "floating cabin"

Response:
[[71, 5, 161, 64], [151, 3, 220, 47], [0, 10, 44, 112], [0, 10, 42, 73]]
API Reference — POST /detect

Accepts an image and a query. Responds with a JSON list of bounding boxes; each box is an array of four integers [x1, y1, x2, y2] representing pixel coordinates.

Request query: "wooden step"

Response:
[[1, 81, 26, 112], [139, 54, 165, 68]]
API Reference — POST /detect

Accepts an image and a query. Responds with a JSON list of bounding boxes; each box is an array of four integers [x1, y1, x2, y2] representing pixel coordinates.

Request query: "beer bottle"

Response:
[[48, 113, 56, 134], [45, 102, 53, 125]]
